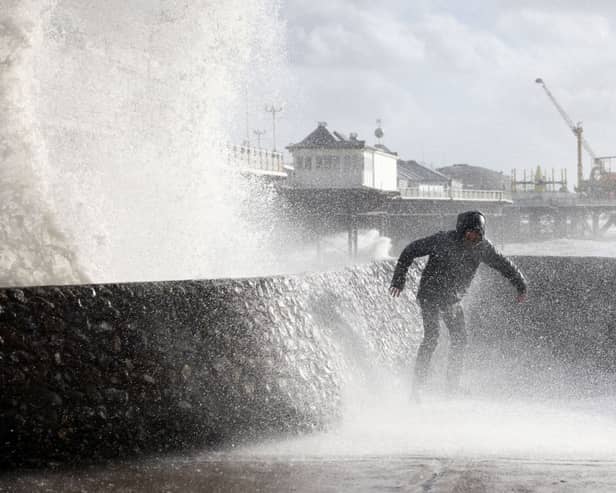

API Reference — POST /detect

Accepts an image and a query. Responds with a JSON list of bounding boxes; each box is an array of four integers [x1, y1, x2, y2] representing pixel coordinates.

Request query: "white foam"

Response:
[[1, 1, 289, 285], [238, 391, 616, 460], [504, 237, 616, 258]]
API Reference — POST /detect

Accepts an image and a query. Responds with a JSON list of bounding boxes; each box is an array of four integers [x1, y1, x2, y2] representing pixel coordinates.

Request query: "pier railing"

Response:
[[228, 144, 287, 176], [400, 187, 512, 202]]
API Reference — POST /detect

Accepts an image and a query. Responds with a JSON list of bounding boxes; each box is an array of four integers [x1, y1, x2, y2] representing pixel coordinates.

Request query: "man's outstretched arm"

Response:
[[390, 234, 437, 297], [481, 241, 528, 302]]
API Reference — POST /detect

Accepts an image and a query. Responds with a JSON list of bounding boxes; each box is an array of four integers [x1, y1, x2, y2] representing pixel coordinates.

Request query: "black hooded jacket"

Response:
[[391, 214, 527, 303]]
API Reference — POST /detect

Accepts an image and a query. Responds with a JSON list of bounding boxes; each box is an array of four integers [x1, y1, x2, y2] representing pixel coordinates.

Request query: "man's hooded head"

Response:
[[456, 210, 486, 243]]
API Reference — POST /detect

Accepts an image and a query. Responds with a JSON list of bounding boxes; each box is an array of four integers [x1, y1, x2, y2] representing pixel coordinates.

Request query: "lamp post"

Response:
[[265, 105, 283, 151], [253, 129, 266, 149]]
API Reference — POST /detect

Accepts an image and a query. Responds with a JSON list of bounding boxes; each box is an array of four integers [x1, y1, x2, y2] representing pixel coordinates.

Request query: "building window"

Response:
[[323, 156, 331, 169], [295, 156, 303, 169], [316, 156, 323, 169], [304, 156, 312, 170], [331, 155, 340, 171]]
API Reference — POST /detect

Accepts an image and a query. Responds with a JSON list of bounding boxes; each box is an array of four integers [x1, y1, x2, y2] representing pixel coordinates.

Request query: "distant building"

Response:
[[397, 160, 455, 194], [286, 122, 398, 191], [437, 163, 510, 191]]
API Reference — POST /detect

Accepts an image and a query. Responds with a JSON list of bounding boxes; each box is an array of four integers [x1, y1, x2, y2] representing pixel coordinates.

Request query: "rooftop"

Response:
[[398, 160, 450, 184], [288, 122, 396, 154], [287, 122, 365, 150], [438, 163, 509, 190]]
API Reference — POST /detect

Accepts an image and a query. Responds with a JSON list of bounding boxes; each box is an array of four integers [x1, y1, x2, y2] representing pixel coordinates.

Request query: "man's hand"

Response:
[[389, 286, 402, 297], [516, 292, 527, 303]]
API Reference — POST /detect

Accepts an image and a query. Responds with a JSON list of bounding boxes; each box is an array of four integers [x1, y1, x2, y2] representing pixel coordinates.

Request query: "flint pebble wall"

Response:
[[466, 256, 616, 396], [0, 262, 423, 467], [3, 256, 616, 468]]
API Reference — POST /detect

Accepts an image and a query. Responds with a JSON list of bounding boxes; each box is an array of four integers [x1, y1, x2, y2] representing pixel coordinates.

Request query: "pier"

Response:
[[277, 185, 616, 258]]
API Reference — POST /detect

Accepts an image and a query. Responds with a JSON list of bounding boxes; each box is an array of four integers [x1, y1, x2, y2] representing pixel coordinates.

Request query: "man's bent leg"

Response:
[[413, 298, 441, 391], [442, 302, 467, 393]]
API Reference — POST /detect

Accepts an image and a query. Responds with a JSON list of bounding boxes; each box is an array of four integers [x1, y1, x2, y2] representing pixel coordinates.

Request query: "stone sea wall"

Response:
[[0, 262, 423, 468], [3, 256, 616, 467], [467, 256, 616, 396]]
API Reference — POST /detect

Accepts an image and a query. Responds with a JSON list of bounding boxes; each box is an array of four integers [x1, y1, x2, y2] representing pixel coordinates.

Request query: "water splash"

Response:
[[0, 0, 89, 286], [273, 229, 394, 275], [1, 0, 289, 286], [238, 390, 616, 460], [233, 257, 616, 461]]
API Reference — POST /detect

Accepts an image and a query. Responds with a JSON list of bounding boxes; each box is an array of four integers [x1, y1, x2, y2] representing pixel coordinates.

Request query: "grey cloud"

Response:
[[285, 1, 424, 68], [279, 1, 616, 182]]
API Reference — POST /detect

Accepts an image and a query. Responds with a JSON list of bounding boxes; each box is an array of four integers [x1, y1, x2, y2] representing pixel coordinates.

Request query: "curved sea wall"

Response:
[[467, 256, 616, 397], [0, 262, 424, 467], [2, 256, 616, 467]]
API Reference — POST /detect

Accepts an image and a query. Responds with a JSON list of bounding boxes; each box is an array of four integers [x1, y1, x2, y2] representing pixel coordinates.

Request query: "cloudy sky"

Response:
[[269, 0, 616, 187]]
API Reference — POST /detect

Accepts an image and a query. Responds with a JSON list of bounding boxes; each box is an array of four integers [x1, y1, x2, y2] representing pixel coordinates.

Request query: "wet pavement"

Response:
[[4, 395, 616, 492], [2, 454, 616, 492]]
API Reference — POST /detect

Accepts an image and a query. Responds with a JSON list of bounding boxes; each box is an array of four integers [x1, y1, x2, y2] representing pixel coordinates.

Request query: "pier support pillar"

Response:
[[592, 212, 601, 238], [347, 215, 358, 258]]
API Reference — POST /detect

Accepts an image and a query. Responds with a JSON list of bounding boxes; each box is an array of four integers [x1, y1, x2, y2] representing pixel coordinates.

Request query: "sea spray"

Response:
[[0, 0, 88, 286], [1, 0, 289, 286]]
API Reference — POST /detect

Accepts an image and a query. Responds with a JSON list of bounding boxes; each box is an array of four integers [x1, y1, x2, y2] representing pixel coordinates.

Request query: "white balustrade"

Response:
[[228, 144, 285, 175], [400, 188, 512, 202]]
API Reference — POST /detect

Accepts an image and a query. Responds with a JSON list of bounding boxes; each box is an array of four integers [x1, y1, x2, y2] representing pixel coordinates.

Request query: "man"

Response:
[[389, 210, 527, 400]]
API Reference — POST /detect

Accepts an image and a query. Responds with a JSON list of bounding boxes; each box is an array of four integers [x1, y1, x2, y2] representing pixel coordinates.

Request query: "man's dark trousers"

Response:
[[414, 298, 467, 390]]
